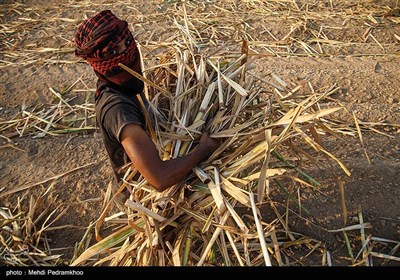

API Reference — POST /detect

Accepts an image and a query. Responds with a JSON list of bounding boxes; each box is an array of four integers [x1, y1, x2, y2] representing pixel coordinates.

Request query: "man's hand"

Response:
[[197, 132, 220, 159]]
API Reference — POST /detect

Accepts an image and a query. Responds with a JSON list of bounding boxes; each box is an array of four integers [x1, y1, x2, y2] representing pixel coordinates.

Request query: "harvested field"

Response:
[[1, 0, 399, 267]]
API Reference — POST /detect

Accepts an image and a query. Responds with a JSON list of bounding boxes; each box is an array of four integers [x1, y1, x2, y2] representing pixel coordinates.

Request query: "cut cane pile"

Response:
[[71, 26, 350, 267]]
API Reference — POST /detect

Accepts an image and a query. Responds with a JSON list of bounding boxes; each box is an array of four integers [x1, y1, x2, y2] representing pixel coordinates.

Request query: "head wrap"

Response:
[[74, 10, 143, 95]]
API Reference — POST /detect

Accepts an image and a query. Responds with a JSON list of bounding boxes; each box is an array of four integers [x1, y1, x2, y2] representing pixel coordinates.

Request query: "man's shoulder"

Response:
[[97, 87, 125, 101], [96, 88, 133, 109]]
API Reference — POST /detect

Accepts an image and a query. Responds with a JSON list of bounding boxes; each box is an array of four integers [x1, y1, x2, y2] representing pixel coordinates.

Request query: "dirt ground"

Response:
[[1, 0, 399, 266]]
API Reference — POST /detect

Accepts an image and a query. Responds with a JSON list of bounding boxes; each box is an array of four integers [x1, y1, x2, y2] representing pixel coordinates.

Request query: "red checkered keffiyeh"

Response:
[[74, 10, 143, 95]]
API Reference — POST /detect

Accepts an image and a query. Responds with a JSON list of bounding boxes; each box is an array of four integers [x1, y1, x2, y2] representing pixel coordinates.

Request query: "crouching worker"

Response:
[[73, 10, 219, 208]]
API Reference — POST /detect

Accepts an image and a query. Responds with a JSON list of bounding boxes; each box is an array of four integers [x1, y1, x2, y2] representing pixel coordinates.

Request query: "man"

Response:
[[74, 10, 219, 205]]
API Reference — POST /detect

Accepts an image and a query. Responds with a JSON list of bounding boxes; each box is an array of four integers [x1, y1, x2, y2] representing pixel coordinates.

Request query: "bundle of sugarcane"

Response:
[[70, 35, 353, 266]]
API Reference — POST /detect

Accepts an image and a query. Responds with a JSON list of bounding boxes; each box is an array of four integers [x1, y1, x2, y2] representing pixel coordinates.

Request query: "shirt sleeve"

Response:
[[101, 96, 145, 143]]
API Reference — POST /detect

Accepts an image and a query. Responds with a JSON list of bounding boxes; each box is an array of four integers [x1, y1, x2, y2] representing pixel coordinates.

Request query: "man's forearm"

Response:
[[148, 145, 207, 192]]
